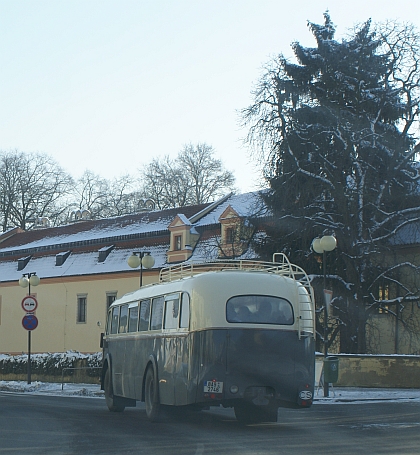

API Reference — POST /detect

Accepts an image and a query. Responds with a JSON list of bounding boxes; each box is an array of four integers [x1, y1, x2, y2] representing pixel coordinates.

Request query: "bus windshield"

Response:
[[226, 295, 293, 325]]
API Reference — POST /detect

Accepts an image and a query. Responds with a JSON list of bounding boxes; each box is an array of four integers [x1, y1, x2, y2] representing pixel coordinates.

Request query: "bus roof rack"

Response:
[[159, 253, 311, 290]]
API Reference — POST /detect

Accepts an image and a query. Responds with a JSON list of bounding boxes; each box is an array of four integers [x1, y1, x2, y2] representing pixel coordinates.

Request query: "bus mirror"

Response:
[[100, 332, 105, 348]]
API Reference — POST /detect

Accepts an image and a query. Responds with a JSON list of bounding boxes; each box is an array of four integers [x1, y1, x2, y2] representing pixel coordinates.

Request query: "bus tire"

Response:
[[104, 368, 125, 412], [145, 366, 160, 422]]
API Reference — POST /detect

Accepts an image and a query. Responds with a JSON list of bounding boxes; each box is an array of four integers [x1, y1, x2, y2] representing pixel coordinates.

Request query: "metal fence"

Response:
[[61, 366, 101, 390]]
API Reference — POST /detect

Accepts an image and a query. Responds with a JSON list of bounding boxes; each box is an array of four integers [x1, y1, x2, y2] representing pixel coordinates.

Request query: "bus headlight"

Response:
[[230, 385, 239, 394]]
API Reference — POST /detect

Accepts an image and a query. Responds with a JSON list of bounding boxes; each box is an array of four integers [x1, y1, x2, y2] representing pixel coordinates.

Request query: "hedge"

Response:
[[0, 351, 102, 377]]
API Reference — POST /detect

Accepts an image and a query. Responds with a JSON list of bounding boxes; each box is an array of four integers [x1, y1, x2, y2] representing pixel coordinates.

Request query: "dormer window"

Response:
[[175, 235, 182, 251], [218, 205, 251, 259], [98, 245, 114, 263], [167, 214, 200, 263], [226, 227, 235, 244], [17, 256, 31, 271]]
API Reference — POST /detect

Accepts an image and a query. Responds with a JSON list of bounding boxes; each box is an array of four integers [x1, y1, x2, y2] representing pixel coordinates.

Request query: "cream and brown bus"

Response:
[[101, 254, 315, 423]]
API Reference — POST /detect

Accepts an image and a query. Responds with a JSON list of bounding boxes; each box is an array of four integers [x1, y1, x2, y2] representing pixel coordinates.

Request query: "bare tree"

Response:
[[0, 150, 73, 230], [177, 143, 236, 204], [69, 170, 109, 219], [69, 171, 142, 220], [140, 143, 236, 209], [103, 175, 140, 217]]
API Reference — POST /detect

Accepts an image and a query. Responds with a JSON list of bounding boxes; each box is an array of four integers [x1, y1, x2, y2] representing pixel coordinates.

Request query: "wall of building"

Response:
[[0, 270, 159, 354]]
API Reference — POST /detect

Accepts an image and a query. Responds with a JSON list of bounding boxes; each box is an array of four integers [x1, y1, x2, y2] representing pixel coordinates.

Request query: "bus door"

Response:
[[108, 305, 127, 396], [122, 302, 141, 399], [174, 292, 190, 405], [160, 293, 190, 406]]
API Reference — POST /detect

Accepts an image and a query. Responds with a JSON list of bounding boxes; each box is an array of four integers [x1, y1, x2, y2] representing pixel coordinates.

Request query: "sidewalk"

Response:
[[313, 387, 420, 403], [2, 381, 420, 404]]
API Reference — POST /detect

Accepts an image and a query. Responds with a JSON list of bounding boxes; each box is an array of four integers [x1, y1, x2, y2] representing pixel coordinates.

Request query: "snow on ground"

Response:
[[0, 381, 104, 398], [1, 380, 420, 404], [314, 387, 420, 404]]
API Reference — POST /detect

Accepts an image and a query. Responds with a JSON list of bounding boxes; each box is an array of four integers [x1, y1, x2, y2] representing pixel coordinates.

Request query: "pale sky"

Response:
[[1, 0, 419, 193]]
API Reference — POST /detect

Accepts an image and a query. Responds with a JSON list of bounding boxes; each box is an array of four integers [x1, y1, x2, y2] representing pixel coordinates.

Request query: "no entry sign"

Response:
[[22, 314, 38, 331], [21, 295, 38, 313]]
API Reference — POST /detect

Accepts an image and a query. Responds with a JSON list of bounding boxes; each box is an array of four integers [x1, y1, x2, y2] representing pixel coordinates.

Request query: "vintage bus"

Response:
[[101, 254, 315, 423]]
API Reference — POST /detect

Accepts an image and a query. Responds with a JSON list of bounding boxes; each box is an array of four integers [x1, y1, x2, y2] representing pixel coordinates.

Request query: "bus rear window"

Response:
[[226, 295, 294, 325]]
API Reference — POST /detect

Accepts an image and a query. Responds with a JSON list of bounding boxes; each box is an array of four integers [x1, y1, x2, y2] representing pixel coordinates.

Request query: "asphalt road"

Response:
[[1, 392, 419, 455]]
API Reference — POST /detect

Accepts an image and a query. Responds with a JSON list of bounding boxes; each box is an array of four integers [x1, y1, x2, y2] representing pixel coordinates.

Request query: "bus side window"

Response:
[[128, 303, 139, 332], [105, 310, 112, 334], [139, 299, 150, 331], [119, 305, 128, 333], [180, 293, 190, 328], [110, 306, 119, 334], [150, 296, 164, 330], [164, 294, 180, 329]]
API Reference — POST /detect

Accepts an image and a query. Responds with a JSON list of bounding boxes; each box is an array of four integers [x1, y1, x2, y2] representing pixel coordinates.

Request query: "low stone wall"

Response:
[[317, 354, 420, 388], [2, 353, 419, 388]]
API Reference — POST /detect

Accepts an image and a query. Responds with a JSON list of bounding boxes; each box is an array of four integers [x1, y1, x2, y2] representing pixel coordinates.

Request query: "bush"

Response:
[[0, 351, 102, 376]]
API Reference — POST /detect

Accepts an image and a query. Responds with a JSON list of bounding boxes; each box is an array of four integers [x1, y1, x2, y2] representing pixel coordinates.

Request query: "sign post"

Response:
[[21, 313, 38, 385], [21, 295, 38, 313], [19, 285, 39, 384]]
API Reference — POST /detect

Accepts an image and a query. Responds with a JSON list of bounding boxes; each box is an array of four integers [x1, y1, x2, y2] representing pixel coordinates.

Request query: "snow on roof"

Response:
[[176, 213, 191, 225], [0, 244, 171, 282], [0, 192, 269, 283], [195, 191, 267, 226], [389, 222, 420, 246], [0, 204, 211, 254], [0, 193, 268, 256]]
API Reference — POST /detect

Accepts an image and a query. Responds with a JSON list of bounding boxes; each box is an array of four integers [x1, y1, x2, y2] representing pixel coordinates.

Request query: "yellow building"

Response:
[[2, 189, 418, 355], [0, 192, 260, 354]]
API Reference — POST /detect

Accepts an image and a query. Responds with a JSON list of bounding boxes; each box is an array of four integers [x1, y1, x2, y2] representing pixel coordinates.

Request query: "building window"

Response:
[[226, 227, 235, 243], [77, 295, 87, 323], [106, 292, 117, 309], [175, 235, 182, 251], [378, 284, 389, 314]]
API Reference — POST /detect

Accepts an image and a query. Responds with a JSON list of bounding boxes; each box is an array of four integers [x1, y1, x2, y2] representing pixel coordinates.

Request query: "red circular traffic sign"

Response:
[[21, 295, 38, 313], [22, 314, 38, 331]]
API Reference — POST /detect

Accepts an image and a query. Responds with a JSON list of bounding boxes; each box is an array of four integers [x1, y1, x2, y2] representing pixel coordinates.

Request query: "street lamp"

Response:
[[127, 251, 155, 287], [19, 272, 40, 384], [312, 235, 336, 397], [19, 272, 40, 294]]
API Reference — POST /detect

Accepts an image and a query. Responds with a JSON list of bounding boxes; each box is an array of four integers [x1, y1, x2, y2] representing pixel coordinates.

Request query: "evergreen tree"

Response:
[[243, 14, 420, 353]]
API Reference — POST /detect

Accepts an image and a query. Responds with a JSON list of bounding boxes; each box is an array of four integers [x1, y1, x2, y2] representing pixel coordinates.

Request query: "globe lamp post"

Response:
[[127, 252, 155, 287], [19, 272, 40, 384], [312, 235, 336, 397]]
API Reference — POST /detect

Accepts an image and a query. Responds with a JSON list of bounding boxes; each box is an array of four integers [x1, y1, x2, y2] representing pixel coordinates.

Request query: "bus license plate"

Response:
[[204, 381, 223, 393]]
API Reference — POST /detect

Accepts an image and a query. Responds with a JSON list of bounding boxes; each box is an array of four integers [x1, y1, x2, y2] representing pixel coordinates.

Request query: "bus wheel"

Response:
[[145, 367, 160, 422], [104, 368, 125, 412]]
